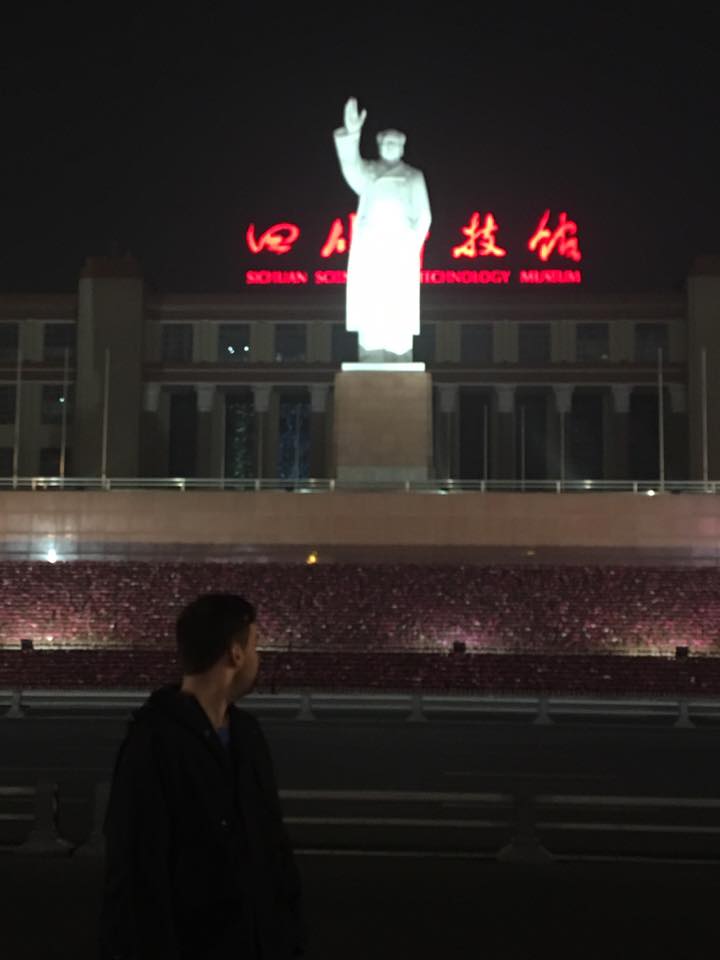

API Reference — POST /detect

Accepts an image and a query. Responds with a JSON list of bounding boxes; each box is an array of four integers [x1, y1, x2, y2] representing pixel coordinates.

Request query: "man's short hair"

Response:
[[176, 593, 256, 676], [376, 128, 406, 146]]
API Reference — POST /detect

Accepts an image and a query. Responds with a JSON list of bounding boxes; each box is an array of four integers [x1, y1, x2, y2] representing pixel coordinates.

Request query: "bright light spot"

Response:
[[227, 346, 235, 354], [243, 345, 250, 352], [306, 551, 318, 565], [59, 397, 65, 404], [646, 489, 656, 497], [46, 635, 53, 643], [46, 547, 58, 564]]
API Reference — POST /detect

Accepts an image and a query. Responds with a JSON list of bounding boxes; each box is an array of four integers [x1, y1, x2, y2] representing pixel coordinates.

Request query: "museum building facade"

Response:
[[0, 255, 719, 483]]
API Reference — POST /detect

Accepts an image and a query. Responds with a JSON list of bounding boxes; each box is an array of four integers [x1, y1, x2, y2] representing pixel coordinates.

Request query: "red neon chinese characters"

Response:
[[320, 214, 356, 257], [246, 222, 300, 255], [528, 210, 582, 263], [452, 212, 506, 259]]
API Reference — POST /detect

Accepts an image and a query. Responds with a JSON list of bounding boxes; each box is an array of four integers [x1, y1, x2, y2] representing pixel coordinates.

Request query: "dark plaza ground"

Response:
[[3, 713, 720, 957], [5, 853, 720, 959]]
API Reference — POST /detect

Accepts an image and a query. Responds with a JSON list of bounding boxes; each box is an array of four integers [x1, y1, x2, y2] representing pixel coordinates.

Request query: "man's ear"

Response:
[[230, 639, 246, 667]]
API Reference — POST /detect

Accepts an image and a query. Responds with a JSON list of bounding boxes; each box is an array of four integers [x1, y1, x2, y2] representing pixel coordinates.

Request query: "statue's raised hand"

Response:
[[343, 97, 367, 134]]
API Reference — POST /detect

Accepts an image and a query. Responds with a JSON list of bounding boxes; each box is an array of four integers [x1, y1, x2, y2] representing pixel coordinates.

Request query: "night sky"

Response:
[[0, 7, 717, 295]]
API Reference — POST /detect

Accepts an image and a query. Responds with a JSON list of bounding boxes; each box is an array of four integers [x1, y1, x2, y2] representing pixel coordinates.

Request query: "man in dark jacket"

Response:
[[99, 593, 306, 960]]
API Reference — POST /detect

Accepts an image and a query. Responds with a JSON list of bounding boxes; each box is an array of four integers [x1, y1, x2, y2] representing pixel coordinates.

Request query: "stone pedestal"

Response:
[[333, 370, 432, 482]]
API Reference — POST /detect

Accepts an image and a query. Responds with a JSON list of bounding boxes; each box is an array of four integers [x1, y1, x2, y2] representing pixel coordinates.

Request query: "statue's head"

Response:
[[376, 129, 406, 164]]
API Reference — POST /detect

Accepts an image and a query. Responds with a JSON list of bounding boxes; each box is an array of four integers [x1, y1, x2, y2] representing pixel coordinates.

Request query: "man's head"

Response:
[[377, 128, 406, 164], [176, 593, 259, 699]]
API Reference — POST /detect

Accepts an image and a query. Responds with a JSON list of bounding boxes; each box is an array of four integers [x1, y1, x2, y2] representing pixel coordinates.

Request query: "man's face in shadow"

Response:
[[229, 622, 260, 699]]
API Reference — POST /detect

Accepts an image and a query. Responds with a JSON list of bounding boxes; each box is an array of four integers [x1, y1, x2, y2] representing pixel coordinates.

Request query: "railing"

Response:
[[0, 476, 718, 494], [1, 689, 714, 727], [7, 778, 720, 863], [3, 690, 720, 860]]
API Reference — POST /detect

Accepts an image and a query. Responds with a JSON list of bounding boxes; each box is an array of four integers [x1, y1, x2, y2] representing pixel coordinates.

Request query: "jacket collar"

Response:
[[132, 681, 242, 771]]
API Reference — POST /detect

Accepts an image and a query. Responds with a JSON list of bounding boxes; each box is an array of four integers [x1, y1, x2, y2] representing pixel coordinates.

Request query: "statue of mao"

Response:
[[333, 97, 432, 361]]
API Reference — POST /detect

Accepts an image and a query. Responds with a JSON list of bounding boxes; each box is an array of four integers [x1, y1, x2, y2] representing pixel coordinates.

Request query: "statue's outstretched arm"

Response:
[[334, 97, 370, 196]]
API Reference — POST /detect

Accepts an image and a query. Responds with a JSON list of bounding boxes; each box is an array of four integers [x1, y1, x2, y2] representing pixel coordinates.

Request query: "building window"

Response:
[[218, 324, 252, 361], [635, 323, 669, 364], [460, 324, 493, 364], [516, 394, 548, 478], [41, 384, 73, 425], [569, 393, 604, 478], [38, 447, 73, 477], [518, 324, 550, 364], [161, 324, 193, 363], [274, 324, 306, 362], [277, 393, 310, 479], [576, 323, 609, 362], [43, 323, 76, 362], [331, 325, 358, 363], [0, 323, 19, 362], [224, 393, 255, 479], [0, 386, 16, 424], [413, 325, 435, 363], [0, 447, 12, 475], [458, 390, 491, 479], [630, 391, 660, 479], [168, 392, 197, 477]]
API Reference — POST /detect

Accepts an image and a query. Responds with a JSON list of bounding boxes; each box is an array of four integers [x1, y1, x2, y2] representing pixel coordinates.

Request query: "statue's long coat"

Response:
[[334, 128, 431, 355]]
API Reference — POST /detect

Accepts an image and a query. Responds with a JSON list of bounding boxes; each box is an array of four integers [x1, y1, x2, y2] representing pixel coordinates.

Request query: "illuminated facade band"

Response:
[[245, 212, 582, 265], [244, 209, 584, 286]]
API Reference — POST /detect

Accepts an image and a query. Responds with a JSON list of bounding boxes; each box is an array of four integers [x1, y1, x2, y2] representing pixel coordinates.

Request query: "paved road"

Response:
[[3, 710, 720, 849], [4, 711, 720, 958]]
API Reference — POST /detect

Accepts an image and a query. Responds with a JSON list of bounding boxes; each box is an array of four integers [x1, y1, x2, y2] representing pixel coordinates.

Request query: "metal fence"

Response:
[[0, 476, 718, 494]]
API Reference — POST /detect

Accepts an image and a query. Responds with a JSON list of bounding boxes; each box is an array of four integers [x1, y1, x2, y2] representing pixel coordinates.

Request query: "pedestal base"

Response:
[[333, 369, 432, 483]]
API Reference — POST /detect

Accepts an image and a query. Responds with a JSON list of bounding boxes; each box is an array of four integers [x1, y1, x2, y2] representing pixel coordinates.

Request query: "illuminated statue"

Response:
[[334, 97, 431, 361]]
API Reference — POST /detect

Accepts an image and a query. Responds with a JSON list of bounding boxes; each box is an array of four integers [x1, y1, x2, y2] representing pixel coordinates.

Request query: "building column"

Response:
[[552, 320, 575, 363], [252, 385, 272, 479], [494, 384, 515, 479], [493, 321, 513, 363], [609, 384, 632, 480], [309, 384, 329, 478], [308, 324, 331, 363], [253, 324, 274, 363], [610, 322, 633, 363], [195, 385, 215, 478], [139, 383, 164, 477], [436, 384, 459, 479], [550, 385, 573, 482], [194, 320, 216, 363]]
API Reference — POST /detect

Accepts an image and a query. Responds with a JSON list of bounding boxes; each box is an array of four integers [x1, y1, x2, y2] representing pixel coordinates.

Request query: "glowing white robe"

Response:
[[333, 128, 431, 356]]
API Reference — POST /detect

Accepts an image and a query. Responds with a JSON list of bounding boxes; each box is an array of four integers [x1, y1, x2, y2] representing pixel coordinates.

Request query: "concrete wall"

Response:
[[1, 491, 720, 552]]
